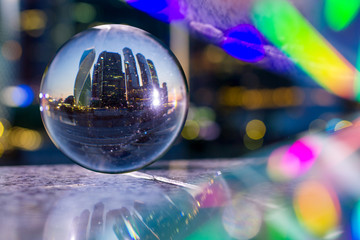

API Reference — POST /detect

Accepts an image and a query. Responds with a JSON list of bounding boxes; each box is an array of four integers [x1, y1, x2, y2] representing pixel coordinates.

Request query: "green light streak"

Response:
[[264, 208, 310, 240], [325, 0, 360, 31], [184, 215, 230, 240]]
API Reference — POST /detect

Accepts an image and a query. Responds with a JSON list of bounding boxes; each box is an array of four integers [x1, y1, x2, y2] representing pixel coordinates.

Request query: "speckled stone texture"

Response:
[[0, 160, 240, 240]]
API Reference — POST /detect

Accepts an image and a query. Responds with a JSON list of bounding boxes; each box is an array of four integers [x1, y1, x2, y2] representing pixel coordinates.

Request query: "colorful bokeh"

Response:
[[267, 137, 321, 181], [294, 181, 341, 237]]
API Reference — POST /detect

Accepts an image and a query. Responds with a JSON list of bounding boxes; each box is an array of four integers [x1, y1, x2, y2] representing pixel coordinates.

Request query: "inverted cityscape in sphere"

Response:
[[72, 47, 169, 112], [40, 25, 188, 173]]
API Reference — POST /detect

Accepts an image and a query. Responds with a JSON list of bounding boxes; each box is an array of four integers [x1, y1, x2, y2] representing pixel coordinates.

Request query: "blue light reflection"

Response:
[[221, 24, 265, 63], [126, 0, 183, 23]]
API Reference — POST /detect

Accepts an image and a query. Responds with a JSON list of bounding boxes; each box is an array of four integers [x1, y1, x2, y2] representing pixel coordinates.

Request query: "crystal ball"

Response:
[[40, 25, 188, 173]]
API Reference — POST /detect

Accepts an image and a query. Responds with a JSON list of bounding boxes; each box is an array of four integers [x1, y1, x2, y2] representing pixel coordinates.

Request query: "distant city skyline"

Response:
[[72, 47, 168, 109], [43, 30, 185, 101]]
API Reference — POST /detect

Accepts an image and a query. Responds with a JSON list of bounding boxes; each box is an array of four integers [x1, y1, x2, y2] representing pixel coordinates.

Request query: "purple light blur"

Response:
[[220, 24, 265, 63]]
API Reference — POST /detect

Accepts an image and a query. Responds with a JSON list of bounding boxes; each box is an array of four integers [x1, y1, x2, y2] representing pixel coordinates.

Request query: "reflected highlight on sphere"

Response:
[[40, 24, 188, 173]]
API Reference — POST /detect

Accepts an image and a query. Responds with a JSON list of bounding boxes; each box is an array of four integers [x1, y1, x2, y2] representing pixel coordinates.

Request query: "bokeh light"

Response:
[[73, 2, 96, 24], [0, 122, 4, 138], [1, 40, 22, 61], [0, 143, 4, 158], [199, 121, 220, 141], [8, 127, 42, 151], [242, 89, 263, 110], [294, 181, 341, 237], [219, 86, 303, 109], [308, 118, 327, 132], [222, 194, 262, 239], [246, 119, 266, 140], [21, 9, 47, 37], [181, 106, 220, 141], [1, 85, 34, 108], [334, 120, 353, 132], [204, 45, 226, 64], [311, 88, 336, 106], [281, 138, 320, 178], [267, 145, 291, 181], [181, 120, 200, 140], [267, 138, 320, 181], [326, 118, 342, 132], [243, 134, 263, 151]]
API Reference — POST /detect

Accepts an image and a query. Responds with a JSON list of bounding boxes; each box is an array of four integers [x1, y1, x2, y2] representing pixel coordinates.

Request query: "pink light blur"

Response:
[[195, 181, 230, 208], [281, 138, 320, 178], [267, 138, 321, 181]]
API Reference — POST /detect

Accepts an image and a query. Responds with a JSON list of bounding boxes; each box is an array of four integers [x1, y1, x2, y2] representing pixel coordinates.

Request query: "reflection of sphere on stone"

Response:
[[43, 187, 200, 240], [40, 24, 188, 173]]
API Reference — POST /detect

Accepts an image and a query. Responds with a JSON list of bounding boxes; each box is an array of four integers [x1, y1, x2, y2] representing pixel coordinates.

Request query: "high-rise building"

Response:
[[74, 48, 96, 106], [147, 59, 160, 88], [123, 47, 140, 90], [161, 82, 168, 104], [80, 47, 169, 109], [92, 51, 125, 107], [136, 53, 152, 87]]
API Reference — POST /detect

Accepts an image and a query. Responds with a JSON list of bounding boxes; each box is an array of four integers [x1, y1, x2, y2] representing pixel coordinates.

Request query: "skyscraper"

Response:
[[161, 82, 168, 104], [136, 53, 152, 87], [123, 47, 140, 90], [74, 48, 96, 106], [92, 51, 125, 107], [147, 59, 160, 88], [80, 47, 168, 109]]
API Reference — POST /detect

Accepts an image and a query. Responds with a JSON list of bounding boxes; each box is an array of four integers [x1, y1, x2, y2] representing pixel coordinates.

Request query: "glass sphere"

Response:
[[40, 25, 188, 173]]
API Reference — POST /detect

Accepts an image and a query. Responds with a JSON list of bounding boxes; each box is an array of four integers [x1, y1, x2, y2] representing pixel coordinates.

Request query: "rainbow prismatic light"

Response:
[[251, 0, 357, 99]]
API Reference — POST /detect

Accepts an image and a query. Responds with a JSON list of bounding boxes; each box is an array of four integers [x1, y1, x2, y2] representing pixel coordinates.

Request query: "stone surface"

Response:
[[0, 160, 242, 240]]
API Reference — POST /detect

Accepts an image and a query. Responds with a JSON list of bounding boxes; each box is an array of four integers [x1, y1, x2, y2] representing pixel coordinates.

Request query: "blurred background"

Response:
[[0, 0, 358, 165]]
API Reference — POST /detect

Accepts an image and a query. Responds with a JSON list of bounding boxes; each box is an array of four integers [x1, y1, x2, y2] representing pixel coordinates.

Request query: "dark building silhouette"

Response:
[[64, 95, 74, 105], [92, 51, 126, 107], [136, 53, 152, 87], [123, 47, 140, 90], [147, 59, 160, 88], [161, 82, 168, 104]]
